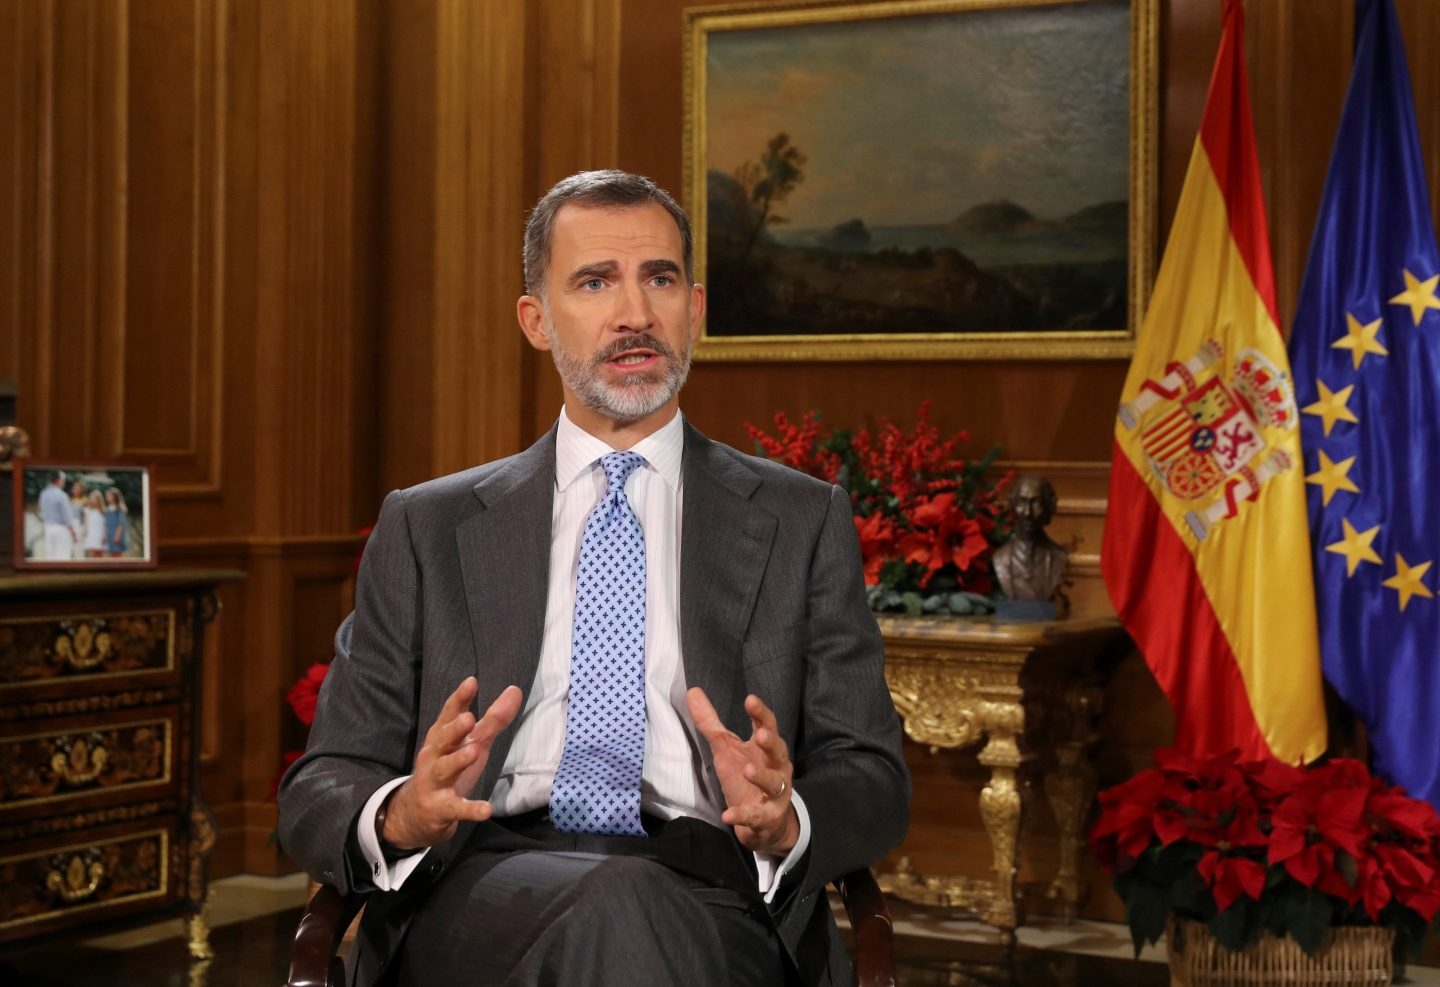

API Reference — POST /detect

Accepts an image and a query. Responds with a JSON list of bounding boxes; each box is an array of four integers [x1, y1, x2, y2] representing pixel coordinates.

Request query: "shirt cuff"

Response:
[[357, 776, 431, 892], [754, 789, 811, 904]]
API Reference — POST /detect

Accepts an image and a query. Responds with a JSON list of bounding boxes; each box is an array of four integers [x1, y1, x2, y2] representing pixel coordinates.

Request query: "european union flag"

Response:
[[1289, 0, 1440, 807]]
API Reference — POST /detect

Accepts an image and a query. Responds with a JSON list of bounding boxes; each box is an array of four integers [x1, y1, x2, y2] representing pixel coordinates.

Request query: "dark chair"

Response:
[[287, 867, 896, 987]]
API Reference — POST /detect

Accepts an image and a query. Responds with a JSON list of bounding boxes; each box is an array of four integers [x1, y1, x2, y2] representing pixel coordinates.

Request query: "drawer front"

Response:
[[0, 825, 175, 938], [0, 712, 176, 812], [0, 610, 176, 691]]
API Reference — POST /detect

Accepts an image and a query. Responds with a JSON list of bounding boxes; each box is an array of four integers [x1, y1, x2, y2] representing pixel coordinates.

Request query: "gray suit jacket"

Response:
[[278, 420, 910, 985]]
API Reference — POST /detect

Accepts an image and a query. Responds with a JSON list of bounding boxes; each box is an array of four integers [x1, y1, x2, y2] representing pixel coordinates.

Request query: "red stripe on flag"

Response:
[[1146, 426, 1192, 461], [1101, 446, 1273, 760], [1142, 413, 1193, 461], [1198, 0, 1281, 332]]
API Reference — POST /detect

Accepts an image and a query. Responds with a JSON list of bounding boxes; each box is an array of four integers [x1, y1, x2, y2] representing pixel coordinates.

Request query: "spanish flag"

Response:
[[1101, 0, 1326, 764]]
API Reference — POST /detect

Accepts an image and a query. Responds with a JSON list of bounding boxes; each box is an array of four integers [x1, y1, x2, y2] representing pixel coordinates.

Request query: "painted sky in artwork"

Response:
[[705, 2, 1130, 230]]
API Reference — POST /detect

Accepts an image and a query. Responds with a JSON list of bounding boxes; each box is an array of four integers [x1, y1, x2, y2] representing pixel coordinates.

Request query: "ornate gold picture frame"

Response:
[[683, 0, 1158, 360]]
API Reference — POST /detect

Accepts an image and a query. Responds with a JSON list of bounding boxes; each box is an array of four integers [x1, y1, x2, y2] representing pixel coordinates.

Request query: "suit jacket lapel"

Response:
[[455, 427, 556, 794], [679, 422, 777, 739]]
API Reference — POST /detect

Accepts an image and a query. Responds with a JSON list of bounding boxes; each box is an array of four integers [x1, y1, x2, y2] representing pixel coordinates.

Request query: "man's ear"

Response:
[[517, 294, 551, 351], [688, 283, 706, 343]]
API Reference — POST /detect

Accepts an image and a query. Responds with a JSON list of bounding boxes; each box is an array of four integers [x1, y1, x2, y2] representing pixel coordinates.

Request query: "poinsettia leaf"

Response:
[[1170, 870, 1215, 919], [1207, 898, 1257, 953], [1123, 880, 1171, 956], [1279, 889, 1332, 956]]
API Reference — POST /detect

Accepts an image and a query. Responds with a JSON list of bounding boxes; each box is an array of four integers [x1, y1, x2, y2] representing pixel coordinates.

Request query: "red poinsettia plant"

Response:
[[1090, 747, 1440, 958], [746, 402, 1012, 615]]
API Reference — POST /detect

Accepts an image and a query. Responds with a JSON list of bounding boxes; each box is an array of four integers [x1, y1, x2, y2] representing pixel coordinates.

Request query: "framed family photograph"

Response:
[[13, 461, 156, 570], [684, 0, 1158, 360]]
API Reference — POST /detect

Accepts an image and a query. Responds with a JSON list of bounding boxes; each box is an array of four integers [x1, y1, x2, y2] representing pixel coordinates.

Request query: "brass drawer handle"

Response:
[[54, 623, 114, 670], [47, 854, 106, 903], [50, 735, 110, 785]]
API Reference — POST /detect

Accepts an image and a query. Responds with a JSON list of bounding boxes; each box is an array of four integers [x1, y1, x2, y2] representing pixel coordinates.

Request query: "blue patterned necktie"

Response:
[[549, 451, 649, 836]]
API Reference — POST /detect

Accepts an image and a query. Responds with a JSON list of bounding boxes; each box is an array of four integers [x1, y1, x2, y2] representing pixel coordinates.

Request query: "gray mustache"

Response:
[[594, 335, 675, 363]]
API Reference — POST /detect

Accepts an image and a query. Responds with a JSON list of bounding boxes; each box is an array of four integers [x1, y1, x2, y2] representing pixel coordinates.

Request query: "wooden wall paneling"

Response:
[[378, 0, 530, 497], [376, 0, 439, 497], [252, 0, 376, 536], [123, 0, 209, 479], [24, 0, 121, 456], [533, 0, 622, 186], [348, 0, 382, 528], [614, 0, 688, 193], [429, 0, 529, 474], [0, 2, 39, 399]]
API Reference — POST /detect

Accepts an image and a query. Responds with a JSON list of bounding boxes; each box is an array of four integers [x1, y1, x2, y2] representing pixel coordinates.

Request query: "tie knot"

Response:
[[600, 451, 646, 495]]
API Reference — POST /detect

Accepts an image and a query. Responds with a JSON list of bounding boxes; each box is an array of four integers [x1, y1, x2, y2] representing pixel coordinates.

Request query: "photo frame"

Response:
[[683, 0, 1158, 360], [13, 460, 157, 570]]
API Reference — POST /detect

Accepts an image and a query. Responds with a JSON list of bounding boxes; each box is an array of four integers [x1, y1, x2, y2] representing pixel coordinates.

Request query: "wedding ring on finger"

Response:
[[763, 779, 788, 802]]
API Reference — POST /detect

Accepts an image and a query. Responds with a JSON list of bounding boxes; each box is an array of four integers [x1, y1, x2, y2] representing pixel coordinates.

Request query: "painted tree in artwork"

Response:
[[733, 132, 806, 260]]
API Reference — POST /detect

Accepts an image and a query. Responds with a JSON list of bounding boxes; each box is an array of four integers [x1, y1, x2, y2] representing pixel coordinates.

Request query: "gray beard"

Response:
[[547, 321, 692, 423]]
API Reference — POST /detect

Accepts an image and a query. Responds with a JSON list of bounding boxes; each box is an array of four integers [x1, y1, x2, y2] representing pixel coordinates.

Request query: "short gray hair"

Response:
[[523, 170, 693, 296]]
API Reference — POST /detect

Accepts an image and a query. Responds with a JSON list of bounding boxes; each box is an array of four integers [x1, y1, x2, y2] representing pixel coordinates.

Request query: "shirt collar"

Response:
[[554, 406, 684, 493]]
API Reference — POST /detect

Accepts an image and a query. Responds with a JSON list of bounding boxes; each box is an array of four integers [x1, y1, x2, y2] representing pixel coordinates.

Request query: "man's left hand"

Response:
[[686, 688, 799, 855]]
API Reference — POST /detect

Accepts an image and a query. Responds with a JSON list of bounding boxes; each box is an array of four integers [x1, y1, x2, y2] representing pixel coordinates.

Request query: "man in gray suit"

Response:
[[278, 170, 909, 986]]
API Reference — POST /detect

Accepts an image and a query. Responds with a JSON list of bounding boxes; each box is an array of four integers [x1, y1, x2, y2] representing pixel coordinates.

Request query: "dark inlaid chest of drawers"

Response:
[[0, 569, 239, 955]]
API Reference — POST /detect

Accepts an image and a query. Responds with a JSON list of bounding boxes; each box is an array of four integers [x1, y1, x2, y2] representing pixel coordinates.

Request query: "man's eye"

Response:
[[582, 278, 604, 290], [652, 275, 673, 287]]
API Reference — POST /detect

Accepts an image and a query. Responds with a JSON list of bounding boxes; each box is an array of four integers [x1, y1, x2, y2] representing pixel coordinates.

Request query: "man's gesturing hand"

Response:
[[686, 688, 799, 855], [381, 677, 523, 851]]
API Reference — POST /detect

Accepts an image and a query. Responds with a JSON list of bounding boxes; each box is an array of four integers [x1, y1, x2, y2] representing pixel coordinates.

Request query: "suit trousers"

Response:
[[394, 813, 791, 987]]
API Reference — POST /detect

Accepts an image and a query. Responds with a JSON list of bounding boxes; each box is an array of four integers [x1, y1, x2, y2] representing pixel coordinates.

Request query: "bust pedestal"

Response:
[[876, 614, 1127, 944]]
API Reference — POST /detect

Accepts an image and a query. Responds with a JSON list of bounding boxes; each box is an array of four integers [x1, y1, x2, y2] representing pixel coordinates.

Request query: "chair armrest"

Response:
[[288, 883, 366, 987], [834, 868, 895, 987]]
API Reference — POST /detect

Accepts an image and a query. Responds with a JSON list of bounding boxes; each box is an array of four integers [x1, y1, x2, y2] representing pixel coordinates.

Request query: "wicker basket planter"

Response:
[[1167, 917, 1395, 987]]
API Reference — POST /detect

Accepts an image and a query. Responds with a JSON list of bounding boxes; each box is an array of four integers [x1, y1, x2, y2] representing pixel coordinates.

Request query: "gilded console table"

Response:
[[0, 569, 241, 962], [876, 614, 1127, 944]]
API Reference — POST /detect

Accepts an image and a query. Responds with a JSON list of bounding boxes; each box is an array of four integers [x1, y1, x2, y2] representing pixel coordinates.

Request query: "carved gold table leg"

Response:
[[1042, 684, 1103, 918], [977, 698, 1026, 945]]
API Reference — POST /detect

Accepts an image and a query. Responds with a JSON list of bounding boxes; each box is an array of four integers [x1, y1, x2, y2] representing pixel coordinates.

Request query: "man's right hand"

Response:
[[380, 677, 523, 851]]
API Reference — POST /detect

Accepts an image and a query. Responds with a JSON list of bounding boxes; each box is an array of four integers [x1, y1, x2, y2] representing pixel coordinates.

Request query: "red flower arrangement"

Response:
[[746, 402, 1011, 615], [286, 662, 329, 728], [1090, 748, 1440, 958]]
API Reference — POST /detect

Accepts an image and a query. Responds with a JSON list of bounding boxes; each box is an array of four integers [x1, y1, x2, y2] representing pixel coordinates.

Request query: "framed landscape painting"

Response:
[[684, 0, 1158, 360], [14, 461, 156, 570]]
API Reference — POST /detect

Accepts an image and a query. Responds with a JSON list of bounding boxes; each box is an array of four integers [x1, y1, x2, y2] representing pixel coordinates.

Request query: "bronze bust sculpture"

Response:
[[994, 474, 1068, 605]]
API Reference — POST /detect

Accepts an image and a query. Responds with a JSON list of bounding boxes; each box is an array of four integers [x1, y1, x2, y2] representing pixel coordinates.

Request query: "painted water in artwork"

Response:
[[703, 1, 1131, 338]]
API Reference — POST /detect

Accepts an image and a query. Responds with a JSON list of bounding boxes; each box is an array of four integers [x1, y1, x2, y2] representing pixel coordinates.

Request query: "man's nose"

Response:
[[613, 279, 655, 332]]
